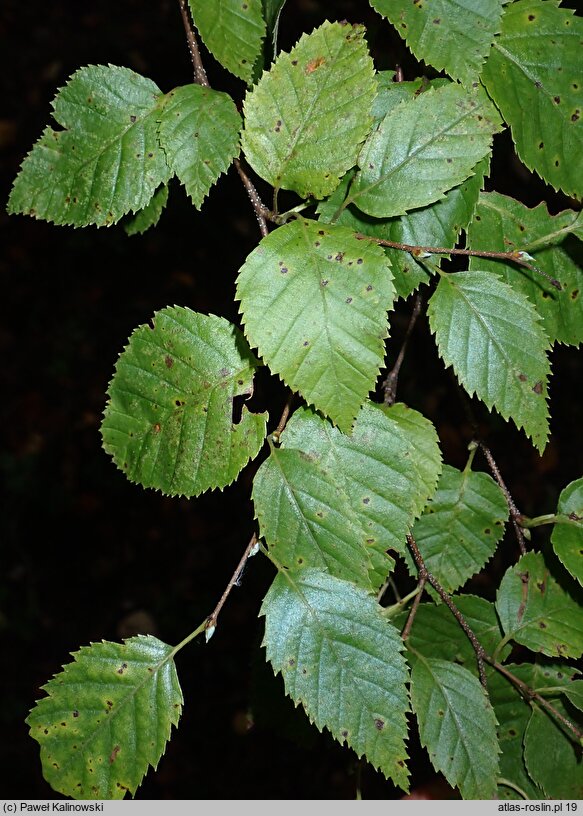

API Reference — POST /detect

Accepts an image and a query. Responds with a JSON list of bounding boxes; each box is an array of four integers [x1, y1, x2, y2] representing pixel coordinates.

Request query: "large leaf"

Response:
[[261, 569, 410, 790], [236, 219, 394, 432], [410, 464, 508, 593], [252, 444, 373, 589], [370, 0, 504, 87], [242, 21, 376, 198], [496, 551, 583, 659], [26, 636, 182, 799], [157, 85, 241, 209], [552, 478, 583, 587], [346, 83, 502, 218], [277, 401, 440, 589], [488, 666, 545, 800], [8, 65, 171, 227], [393, 595, 510, 671], [319, 158, 489, 299], [468, 192, 583, 346], [101, 308, 267, 497], [188, 0, 266, 83], [524, 702, 583, 798], [482, 0, 583, 198], [427, 270, 551, 452], [410, 656, 500, 799]]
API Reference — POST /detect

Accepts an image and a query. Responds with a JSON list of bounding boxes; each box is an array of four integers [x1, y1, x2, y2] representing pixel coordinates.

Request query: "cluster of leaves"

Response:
[[8, 0, 583, 801]]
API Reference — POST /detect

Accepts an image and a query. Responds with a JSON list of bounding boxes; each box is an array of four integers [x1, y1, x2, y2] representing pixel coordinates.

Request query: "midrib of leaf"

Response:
[[445, 273, 543, 409], [348, 97, 487, 206], [491, 41, 557, 106], [477, 198, 582, 253], [49, 649, 175, 776]]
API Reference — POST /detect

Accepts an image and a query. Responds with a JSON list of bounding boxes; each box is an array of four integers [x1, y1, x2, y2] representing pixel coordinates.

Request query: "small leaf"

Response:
[[370, 0, 505, 87], [410, 464, 509, 594], [496, 551, 583, 659], [524, 702, 583, 798], [242, 21, 376, 198], [262, 569, 410, 790], [252, 444, 373, 589], [552, 478, 583, 586], [488, 666, 545, 800], [278, 401, 440, 589], [319, 158, 489, 300], [468, 192, 583, 346], [563, 680, 583, 714], [26, 636, 182, 800], [262, 0, 287, 54], [428, 270, 551, 452], [157, 85, 241, 209], [410, 656, 500, 799], [124, 184, 168, 236], [347, 84, 502, 218], [236, 219, 394, 432], [188, 0, 266, 83], [101, 308, 267, 497], [482, 0, 583, 198], [371, 75, 451, 124], [8, 66, 171, 227]]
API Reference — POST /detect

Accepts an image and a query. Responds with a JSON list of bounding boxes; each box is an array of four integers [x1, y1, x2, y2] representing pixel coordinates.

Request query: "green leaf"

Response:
[[347, 84, 502, 218], [124, 184, 168, 236], [242, 21, 376, 198], [468, 192, 583, 346], [252, 444, 373, 589], [8, 65, 171, 227], [277, 401, 440, 589], [427, 270, 551, 452], [552, 478, 583, 586], [157, 85, 241, 209], [481, 0, 583, 198], [26, 635, 182, 800], [488, 666, 545, 800], [410, 464, 508, 594], [410, 656, 500, 799], [496, 551, 583, 659], [371, 75, 451, 125], [101, 307, 267, 497], [261, 569, 410, 790], [188, 0, 266, 83], [524, 702, 583, 798], [236, 219, 394, 432], [393, 596, 510, 671], [262, 0, 287, 54], [319, 158, 489, 299], [563, 680, 583, 714], [370, 0, 504, 87]]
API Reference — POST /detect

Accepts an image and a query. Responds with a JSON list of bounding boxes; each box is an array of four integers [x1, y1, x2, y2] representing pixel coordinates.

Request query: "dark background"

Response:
[[1, 0, 581, 800]]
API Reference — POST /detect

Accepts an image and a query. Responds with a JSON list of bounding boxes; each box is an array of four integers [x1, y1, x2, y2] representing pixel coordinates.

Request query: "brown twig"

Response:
[[383, 293, 422, 405], [407, 534, 487, 686], [234, 158, 271, 237], [487, 657, 583, 744], [272, 391, 295, 441], [177, 0, 209, 86], [478, 441, 527, 555], [355, 234, 562, 290], [205, 533, 258, 636], [401, 573, 427, 641]]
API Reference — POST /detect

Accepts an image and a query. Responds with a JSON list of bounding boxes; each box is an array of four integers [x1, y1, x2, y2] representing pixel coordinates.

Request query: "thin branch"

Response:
[[177, 0, 209, 86], [487, 657, 583, 744], [383, 293, 422, 405], [401, 573, 427, 641], [272, 391, 295, 441], [205, 533, 258, 636], [355, 234, 562, 290], [478, 441, 527, 555], [407, 534, 487, 686], [234, 158, 271, 237]]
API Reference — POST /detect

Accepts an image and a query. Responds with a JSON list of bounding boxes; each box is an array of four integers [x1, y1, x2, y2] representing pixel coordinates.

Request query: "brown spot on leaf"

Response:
[[109, 745, 121, 764], [305, 57, 325, 75], [374, 718, 385, 730], [165, 355, 173, 368], [532, 381, 543, 394]]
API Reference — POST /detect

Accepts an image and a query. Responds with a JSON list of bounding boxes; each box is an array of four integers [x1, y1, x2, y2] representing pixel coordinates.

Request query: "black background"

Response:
[[1, 0, 581, 800]]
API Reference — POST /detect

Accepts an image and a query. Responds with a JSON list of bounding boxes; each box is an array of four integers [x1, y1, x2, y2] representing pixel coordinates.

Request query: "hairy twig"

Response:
[[205, 533, 258, 638], [407, 534, 487, 686], [478, 441, 527, 555], [383, 293, 422, 405], [234, 158, 271, 237], [177, 0, 209, 86], [355, 234, 562, 290], [487, 657, 583, 744]]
